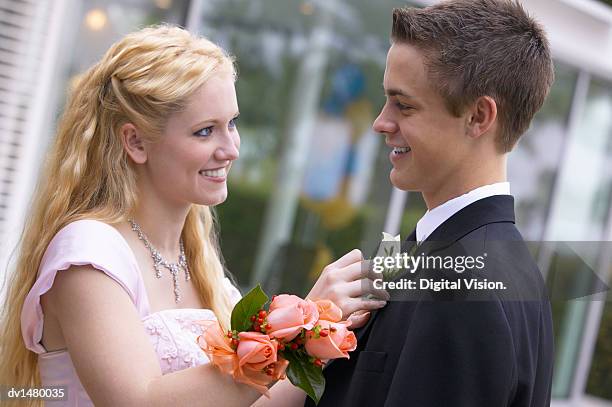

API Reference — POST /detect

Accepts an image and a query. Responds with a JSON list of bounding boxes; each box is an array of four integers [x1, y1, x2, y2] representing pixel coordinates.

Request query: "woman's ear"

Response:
[[465, 96, 498, 140], [120, 123, 147, 164]]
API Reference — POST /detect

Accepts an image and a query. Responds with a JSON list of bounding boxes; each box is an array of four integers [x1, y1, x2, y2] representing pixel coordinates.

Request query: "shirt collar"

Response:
[[416, 182, 511, 243]]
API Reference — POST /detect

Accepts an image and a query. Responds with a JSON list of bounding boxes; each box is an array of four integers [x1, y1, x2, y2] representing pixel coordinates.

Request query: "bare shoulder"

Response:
[[44, 265, 130, 315]]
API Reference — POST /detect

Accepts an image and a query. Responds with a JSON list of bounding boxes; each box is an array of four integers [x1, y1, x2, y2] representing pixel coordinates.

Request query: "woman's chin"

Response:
[[194, 189, 228, 206]]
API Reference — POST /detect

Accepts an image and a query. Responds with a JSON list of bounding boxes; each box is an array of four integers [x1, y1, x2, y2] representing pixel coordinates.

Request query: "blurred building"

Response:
[[0, 0, 611, 405]]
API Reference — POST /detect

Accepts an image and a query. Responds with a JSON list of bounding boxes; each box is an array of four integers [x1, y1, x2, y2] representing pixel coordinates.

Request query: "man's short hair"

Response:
[[391, 0, 554, 152]]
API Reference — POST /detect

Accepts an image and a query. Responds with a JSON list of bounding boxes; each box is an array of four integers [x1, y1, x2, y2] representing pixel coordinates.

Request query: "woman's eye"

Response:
[[194, 126, 213, 137]]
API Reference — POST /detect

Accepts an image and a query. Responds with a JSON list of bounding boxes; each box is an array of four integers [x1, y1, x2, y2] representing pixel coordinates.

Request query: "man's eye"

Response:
[[229, 116, 239, 129], [194, 127, 213, 137], [396, 102, 413, 111]]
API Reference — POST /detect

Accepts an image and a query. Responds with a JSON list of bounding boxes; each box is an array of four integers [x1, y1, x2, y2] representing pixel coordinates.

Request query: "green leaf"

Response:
[[231, 284, 269, 332], [283, 351, 325, 405]]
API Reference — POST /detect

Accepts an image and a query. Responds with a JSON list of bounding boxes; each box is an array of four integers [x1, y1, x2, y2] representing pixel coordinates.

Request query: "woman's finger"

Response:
[[337, 261, 368, 282], [342, 297, 387, 317], [327, 249, 363, 270], [346, 311, 371, 329], [345, 279, 390, 301]]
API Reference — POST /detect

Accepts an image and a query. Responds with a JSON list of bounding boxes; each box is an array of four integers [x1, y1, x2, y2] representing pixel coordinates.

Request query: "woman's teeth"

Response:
[[393, 147, 411, 154], [199, 168, 226, 177]]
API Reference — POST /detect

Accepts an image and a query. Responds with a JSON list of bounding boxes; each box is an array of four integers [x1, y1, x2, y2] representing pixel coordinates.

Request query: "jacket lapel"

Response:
[[422, 195, 515, 254]]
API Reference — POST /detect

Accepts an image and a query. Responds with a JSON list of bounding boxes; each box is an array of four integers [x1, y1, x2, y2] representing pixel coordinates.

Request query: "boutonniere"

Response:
[[376, 232, 402, 281]]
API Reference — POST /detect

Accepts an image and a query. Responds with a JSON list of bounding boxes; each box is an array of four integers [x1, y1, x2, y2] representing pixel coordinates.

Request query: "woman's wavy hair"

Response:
[[0, 25, 236, 400]]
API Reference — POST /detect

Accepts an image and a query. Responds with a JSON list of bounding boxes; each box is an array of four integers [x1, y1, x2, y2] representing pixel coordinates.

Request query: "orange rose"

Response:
[[234, 332, 287, 395], [234, 357, 289, 396], [196, 320, 238, 376], [314, 299, 343, 322], [266, 294, 319, 341], [305, 320, 357, 360], [236, 332, 278, 370]]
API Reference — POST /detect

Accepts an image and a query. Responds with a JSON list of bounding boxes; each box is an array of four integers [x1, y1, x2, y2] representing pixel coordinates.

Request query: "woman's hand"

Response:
[[307, 249, 389, 329]]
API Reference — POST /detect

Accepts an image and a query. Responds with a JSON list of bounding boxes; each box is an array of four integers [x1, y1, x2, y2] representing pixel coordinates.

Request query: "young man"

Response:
[[307, 1, 555, 406]]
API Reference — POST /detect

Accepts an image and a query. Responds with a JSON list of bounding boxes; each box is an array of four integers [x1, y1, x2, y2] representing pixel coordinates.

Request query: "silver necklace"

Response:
[[128, 218, 191, 303]]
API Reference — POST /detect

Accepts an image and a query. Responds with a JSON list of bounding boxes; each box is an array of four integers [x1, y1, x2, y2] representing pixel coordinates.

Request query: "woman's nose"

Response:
[[373, 107, 398, 135], [214, 131, 240, 161]]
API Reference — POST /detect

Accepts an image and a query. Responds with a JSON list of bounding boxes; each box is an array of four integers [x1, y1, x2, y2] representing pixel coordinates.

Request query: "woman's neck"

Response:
[[129, 201, 190, 259]]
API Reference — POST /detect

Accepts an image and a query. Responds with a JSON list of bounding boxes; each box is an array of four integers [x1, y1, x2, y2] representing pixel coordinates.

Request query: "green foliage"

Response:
[[230, 285, 269, 332], [586, 296, 612, 399], [217, 183, 371, 294], [283, 350, 325, 404], [216, 183, 270, 284]]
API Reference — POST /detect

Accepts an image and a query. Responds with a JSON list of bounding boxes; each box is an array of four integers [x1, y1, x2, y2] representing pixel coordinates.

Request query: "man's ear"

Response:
[[465, 96, 497, 139], [120, 123, 147, 164]]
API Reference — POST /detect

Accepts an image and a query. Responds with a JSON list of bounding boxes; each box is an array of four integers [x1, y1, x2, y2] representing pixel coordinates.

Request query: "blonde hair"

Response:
[[0, 25, 236, 401]]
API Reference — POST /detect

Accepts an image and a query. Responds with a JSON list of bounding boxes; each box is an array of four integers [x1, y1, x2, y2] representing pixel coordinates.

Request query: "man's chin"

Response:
[[390, 171, 420, 192]]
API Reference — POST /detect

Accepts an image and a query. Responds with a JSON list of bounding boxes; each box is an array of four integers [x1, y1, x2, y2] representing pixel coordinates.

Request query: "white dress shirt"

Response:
[[416, 182, 511, 243]]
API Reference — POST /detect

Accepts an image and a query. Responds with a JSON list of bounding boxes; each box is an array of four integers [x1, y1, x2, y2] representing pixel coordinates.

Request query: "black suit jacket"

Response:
[[306, 195, 554, 407]]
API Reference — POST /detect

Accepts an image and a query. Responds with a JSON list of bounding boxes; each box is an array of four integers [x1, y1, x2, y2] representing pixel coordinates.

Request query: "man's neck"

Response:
[[421, 153, 508, 210], [423, 178, 506, 210]]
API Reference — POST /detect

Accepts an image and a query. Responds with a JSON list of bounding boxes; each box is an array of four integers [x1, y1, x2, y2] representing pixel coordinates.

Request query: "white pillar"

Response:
[[250, 14, 333, 286]]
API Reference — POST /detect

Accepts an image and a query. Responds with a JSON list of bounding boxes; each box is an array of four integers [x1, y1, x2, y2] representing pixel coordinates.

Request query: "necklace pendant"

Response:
[[152, 251, 163, 264], [128, 218, 190, 304]]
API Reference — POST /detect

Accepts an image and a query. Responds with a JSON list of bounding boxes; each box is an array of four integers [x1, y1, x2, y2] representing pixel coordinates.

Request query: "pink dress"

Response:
[[20, 219, 241, 406]]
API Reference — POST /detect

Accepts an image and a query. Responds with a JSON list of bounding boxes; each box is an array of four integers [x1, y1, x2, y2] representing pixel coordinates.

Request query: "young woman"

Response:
[[0, 26, 386, 406]]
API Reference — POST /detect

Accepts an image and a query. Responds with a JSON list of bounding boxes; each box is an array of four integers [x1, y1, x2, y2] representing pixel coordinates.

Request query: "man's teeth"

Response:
[[199, 168, 226, 177], [393, 147, 411, 154]]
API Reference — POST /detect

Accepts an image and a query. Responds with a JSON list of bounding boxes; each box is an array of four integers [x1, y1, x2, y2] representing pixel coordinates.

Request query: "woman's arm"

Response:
[[251, 380, 306, 407], [44, 265, 262, 407]]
